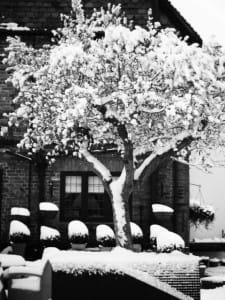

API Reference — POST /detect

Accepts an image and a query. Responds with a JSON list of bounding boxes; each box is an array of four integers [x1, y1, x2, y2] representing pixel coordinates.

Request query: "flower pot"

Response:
[[133, 243, 142, 252], [99, 246, 112, 251], [40, 210, 58, 220], [71, 243, 87, 250], [12, 242, 26, 256]]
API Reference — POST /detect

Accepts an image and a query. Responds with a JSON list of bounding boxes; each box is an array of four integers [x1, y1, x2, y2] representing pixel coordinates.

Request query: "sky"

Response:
[[169, 0, 225, 47]]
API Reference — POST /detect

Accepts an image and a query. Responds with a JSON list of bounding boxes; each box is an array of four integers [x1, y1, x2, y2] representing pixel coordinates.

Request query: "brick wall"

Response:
[[0, 0, 157, 29], [0, 153, 40, 247]]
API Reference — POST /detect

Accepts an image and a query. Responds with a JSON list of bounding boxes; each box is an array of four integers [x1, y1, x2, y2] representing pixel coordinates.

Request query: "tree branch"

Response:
[[134, 132, 195, 181], [80, 143, 112, 183]]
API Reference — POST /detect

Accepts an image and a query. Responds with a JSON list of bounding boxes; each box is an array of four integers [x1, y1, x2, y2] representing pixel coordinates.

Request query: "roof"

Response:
[[168, 0, 225, 47]]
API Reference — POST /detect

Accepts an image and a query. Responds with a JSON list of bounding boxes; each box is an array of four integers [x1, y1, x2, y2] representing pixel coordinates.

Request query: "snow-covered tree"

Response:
[[4, 2, 225, 249]]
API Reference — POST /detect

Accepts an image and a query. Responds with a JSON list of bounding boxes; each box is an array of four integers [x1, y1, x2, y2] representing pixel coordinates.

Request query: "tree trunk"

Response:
[[109, 171, 133, 249], [111, 192, 132, 249]]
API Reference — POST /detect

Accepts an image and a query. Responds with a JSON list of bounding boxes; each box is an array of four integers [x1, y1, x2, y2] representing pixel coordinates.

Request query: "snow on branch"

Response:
[[80, 147, 112, 182], [134, 131, 193, 180]]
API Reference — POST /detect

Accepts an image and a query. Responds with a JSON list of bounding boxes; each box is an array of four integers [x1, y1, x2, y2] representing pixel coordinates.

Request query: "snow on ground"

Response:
[[201, 286, 225, 300]]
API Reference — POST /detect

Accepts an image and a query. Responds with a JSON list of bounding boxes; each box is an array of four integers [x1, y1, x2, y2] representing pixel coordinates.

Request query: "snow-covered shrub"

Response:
[[9, 220, 30, 243], [10, 207, 30, 216], [130, 222, 143, 244], [39, 202, 59, 211], [152, 204, 174, 213], [96, 224, 116, 247], [40, 226, 61, 247], [190, 199, 215, 228], [150, 224, 185, 253], [68, 220, 89, 244]]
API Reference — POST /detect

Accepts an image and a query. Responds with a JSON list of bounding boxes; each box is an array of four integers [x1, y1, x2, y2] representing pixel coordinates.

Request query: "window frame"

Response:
[[60, 171, 122, 222]]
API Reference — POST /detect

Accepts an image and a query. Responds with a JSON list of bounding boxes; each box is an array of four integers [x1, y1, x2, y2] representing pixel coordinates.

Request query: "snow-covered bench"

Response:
[[4, 259, 52, 300]]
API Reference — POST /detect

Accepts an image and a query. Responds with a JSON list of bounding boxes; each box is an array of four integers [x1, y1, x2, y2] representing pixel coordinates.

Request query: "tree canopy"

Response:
[[3, 1, 225, 248]]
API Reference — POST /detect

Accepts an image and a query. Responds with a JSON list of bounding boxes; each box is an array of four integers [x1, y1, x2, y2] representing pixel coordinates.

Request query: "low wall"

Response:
[[47, 249, 200, 300]]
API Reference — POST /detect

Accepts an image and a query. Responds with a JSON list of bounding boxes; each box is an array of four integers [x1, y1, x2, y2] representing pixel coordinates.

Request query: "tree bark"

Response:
[[109, 168, 133, 249]]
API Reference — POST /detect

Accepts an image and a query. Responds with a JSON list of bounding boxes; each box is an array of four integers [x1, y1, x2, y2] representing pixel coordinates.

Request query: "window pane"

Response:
[[88, 176, 104, 193], [88, 194, 105, 217], [65, 176, 82, 193]]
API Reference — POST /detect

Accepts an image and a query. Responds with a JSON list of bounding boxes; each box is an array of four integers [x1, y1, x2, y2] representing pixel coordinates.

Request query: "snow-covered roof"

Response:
[[169, 0, 225, 47]]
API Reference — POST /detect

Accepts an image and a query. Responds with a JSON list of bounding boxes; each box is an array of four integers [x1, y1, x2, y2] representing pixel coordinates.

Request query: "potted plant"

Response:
[[130, 222, 143, 252], [10, 207, 30, 225], [189, 199, 215, 228], [150, 224, 185, 253], [39, 202, 59, 220], [68, 220, 89, 250], [96, 224, 116, 251], [9, 220, 30, 256], [40, 225, 61, 248]]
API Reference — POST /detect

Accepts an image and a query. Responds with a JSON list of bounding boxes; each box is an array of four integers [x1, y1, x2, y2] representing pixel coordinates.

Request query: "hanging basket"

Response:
[[190, 199, 215, 228]]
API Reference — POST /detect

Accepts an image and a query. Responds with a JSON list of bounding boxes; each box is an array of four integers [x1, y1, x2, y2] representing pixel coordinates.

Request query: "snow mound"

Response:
[[10, 207, 30, 216], [130, 222, 143, 238], [39, 202, 59, 211], [150, 224, 184, 251], [96, 224, 115, 240], [46, 247, 199, 276], [42, 247, 60, 259], [68, 220, 89, 237], [152, 204, 174, 213], [9, 220, 30, 236], [0, 254, 26, 268], [40, 226, 60, 241]]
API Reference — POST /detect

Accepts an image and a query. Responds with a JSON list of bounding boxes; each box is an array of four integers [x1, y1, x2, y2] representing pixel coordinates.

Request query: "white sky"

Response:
[[170, 0, 225, 47], [169, 1, 225, 239]]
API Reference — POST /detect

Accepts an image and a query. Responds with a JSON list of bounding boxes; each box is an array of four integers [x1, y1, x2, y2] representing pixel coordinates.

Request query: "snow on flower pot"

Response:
[[150, 224, 185, 253], [9, 220, 30, 256], [209, 258, 220, 267], [96, 224, 116, 251], [68, 220, 89, 250], [39, 202, 59, 220], [10, 207, 30, 224], [152, 204, 174, 227], [40, 226, 61, 248], [130, 222, 143, 252]]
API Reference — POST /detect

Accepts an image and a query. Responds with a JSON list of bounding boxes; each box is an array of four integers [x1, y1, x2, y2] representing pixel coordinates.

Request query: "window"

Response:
[[60, 172, 115, 222]]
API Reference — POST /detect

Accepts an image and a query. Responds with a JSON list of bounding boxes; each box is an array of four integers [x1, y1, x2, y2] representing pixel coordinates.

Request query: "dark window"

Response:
[[60, 172, 117, 222]]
